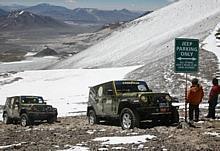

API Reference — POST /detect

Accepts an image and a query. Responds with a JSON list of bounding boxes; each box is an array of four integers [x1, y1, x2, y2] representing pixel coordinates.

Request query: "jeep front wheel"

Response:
[[120, 108, 139, 130], [3, 113, 12, 124], [88, 110, 99, 125], [171, 107, 179, 124], [20, 114, 31, 127], [47, 116, 57, 124]]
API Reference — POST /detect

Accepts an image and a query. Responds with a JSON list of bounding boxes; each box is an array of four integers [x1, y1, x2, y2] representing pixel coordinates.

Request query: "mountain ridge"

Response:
[[52, 0, 220, 69], [24, 3, 143, 24], [0, 10, 69, 31]]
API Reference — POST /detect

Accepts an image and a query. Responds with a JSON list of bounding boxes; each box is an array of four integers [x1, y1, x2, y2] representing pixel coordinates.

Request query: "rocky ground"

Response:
[[0, 109, 220, 151]]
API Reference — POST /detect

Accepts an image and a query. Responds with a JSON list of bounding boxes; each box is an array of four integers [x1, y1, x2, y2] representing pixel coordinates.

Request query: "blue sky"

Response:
[[0, 0, 176, 11]]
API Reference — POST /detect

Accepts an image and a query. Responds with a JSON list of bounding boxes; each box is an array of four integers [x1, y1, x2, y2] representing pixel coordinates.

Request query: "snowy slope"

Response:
[[0, 66, 139, 121], [52, 0, 220, 69], [202, 23, 220, 61]]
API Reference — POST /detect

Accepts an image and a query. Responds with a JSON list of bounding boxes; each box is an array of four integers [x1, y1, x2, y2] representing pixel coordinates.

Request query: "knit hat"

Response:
[[191, 78, 199, 85], [212, 78, 218, 85]]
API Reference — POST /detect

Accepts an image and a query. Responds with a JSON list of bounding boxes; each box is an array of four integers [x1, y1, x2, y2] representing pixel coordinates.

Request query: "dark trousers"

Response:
[[189, 104, 199, 121], [208, 100, 217, 119]]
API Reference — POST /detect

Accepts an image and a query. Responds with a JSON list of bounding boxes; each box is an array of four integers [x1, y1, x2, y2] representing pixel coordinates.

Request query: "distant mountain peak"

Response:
[[36, 3, 51, 7], [24, 4, 142, 24], [28, 3, 68, 10], [0, 10, 68, 31]]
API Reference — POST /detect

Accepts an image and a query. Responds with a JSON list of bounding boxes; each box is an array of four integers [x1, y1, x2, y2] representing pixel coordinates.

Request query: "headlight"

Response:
[[53, 108, 57, 112], [165, 95, 172, 102], [140, 95, 147, 102]]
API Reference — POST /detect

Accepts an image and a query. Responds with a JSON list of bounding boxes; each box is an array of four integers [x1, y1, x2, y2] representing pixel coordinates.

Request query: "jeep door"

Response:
[[102, 82, 115, 115], [12, 97, 20, 118], [5, 97, 13, 117]]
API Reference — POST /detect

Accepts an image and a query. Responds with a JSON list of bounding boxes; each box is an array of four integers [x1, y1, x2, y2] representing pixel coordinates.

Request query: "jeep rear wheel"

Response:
[[88, 110, 99, 125], [120, 108, 139, 130], [20, 114, 31, 127], [3, 113, 12, 124]]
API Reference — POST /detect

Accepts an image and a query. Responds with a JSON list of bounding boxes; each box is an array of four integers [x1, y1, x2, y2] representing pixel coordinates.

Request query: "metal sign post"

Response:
[[185, 73, 188, 122], [174, 38, 199, 122]]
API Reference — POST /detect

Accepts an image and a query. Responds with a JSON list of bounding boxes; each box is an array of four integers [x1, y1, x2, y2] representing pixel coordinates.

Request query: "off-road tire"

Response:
[[171, 107, 179, 124], [120, 108, 139, 130], [20, 113, 31, 127], [3, 113, 12, 124], [88, 110, 99, 125], [47, 116, 57, 124]]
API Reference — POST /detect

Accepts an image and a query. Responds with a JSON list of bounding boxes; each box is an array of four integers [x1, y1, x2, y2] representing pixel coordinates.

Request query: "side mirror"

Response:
[[107, 89, 113, 95], [172, 97, 179, 103]]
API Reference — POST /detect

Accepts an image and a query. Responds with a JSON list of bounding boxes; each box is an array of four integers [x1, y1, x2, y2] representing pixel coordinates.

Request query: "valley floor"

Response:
[[0, 110, 220, 151]]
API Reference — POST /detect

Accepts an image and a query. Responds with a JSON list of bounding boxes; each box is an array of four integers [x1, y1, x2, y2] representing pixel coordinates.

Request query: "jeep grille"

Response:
[[32, 105, 54, 112]]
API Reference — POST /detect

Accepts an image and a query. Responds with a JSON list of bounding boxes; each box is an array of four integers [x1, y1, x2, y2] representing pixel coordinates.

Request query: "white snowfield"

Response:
[[52, 0, 220, 69], [0, 66, 140, 121], [0, 57, 58, 73], [202, 23, 220, 60]]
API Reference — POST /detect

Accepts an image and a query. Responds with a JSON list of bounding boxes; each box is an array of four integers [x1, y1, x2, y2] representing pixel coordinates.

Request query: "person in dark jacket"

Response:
[[187, 78, 204, 122], [206, 78, 220, 119]]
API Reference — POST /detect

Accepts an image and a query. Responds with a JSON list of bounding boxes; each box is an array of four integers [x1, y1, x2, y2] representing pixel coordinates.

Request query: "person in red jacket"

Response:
[[206, 78, 220, 119], [187, 78, 204, 122]]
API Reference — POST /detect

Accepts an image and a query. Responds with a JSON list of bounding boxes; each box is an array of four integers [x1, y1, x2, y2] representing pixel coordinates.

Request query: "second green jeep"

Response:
[[3, 96, 58, 126], [87, 80, 179, 129]]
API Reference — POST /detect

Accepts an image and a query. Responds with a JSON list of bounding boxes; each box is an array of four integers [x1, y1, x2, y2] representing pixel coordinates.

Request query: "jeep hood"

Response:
[[21, 104, 52, 107], [118, 92, 169, 97]]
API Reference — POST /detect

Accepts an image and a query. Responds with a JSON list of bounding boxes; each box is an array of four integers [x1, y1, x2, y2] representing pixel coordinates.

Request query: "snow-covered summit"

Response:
[[52, 0, 220, 69]]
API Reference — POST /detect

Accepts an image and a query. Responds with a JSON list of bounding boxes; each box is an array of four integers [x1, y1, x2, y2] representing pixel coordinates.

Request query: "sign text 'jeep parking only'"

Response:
[[175, 38, 199, 73]]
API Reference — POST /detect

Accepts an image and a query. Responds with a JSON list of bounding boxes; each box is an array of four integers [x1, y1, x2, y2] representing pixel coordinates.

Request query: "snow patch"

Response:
[[58, 146, 89, 151], [111, 146, 127, 150], [93, 135, 156, 145], [19, 11, 24, 15], [25, 52, 37, 57], [43, 56, 58, 59], [98, 148, 108, 151], [1, 60, 33, 65], [86, 130, 96, 134], [0, 142, 27, 150], [204, 132, 220, 137]]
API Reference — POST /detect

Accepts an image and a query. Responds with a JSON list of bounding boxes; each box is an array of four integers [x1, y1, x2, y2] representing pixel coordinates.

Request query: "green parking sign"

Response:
[[175, 38, 199, 73]]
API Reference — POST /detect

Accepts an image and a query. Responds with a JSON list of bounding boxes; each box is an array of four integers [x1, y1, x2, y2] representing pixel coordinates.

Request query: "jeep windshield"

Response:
[[20, 96, 45, 104], [115, 81, 149, 93]]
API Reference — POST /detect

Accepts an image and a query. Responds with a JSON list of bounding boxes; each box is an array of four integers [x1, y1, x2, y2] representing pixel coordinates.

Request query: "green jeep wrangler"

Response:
[[87, 80, 179, 129], [2, 96, 58, 126]]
